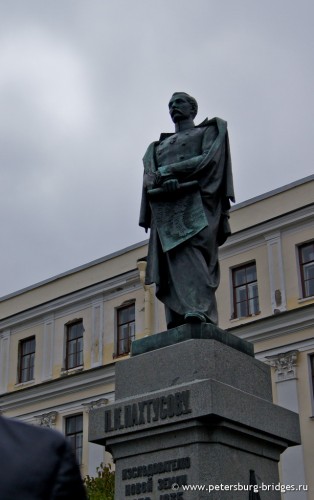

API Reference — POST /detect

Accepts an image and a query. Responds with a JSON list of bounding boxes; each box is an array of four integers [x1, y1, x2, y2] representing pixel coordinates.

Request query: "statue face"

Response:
[[168, 95, 193, 123]]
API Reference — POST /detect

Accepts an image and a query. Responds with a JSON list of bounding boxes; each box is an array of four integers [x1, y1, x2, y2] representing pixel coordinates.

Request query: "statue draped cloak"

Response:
[[139, 117, 235, 327]]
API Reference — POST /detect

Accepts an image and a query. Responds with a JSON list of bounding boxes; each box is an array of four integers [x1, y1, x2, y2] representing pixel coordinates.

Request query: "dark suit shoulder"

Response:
[[0, 416, 86, 500], [0, 415, 67, 458]]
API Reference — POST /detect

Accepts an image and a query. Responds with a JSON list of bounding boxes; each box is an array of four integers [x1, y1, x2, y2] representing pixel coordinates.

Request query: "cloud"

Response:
[[0, 0, 313, 295], [0, 25, 94, 133]]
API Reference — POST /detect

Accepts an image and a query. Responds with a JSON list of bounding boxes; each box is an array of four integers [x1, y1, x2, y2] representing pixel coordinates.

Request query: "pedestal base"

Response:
[[89, 325, 300, 499]]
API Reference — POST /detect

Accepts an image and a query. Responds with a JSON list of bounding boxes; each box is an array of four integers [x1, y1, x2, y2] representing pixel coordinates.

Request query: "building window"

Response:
[[232, 262, 259, 318], [65, 414, 83, 465], [299, 242, 314, 298], [117, 303, 135, 356], [310, 355, 314, 403], [18, 336, 35, 383], [66, 321, 84, 370]]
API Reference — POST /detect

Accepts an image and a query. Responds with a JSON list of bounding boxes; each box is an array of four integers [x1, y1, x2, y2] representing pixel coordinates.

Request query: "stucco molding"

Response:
[[221, 204, 314, 259], [229, 303, 314, 344], [0, 270, 140, 331], [265, 350, 299, 381], [82, 398, 109, 413], [0, 364, 115, 413], [35, 410, 58, 428], [264, 232, 287, 313]]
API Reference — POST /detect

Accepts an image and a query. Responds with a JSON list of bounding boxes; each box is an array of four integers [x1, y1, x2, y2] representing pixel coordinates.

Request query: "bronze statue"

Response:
[[139, 92, 235, 329]]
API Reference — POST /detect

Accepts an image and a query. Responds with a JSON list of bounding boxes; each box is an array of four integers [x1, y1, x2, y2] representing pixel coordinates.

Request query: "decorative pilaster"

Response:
[[265, 349, 306, 499], [42, 317, 54, 381], [91, 300, 104, 367], [0, 330, 10, 394], [137, 260, 154, 335], [84, 398, 108, 475], [265, 232, 287, 313]]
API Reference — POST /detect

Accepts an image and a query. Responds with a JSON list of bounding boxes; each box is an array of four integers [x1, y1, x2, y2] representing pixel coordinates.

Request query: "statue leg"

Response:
[[160, 225, 219, 327], [164, 306, 185, 329]]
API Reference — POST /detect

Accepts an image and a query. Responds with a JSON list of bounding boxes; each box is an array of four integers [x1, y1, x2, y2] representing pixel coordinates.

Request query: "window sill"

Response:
[[60, 366, 84, 376], [229, 312, 261, 322], [15, 379, 35, 388], [113, 353, 130, 360], [298, 296, 314, 304]]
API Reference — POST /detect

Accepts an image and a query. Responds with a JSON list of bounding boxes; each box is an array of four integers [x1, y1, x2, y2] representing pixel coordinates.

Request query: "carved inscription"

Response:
[[122, 458, 191, 480], [159, 494, 183, 499], [125, 478, 153, 496], [158, 475, 187, 490], [105, 390, 192, 432], [122, 457, 190, 499]]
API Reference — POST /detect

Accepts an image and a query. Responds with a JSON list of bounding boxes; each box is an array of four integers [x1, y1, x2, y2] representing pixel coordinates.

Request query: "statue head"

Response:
[[168, 92, 198, 123]]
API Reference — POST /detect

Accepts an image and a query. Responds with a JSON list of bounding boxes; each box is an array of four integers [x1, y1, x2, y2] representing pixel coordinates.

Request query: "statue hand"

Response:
[[153, 171, 162, 187], [162, 179, 180, 192]]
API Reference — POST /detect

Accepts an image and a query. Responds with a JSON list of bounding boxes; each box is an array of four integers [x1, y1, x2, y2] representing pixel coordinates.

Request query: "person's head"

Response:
[[168, 92, 198, 123]]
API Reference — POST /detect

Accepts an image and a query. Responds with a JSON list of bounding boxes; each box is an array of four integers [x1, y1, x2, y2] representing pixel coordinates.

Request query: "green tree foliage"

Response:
[[84, 463, 115, 500]]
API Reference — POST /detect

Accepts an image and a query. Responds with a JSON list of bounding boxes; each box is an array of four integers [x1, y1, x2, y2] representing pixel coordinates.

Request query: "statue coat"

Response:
[[139, 117, 234, 327]]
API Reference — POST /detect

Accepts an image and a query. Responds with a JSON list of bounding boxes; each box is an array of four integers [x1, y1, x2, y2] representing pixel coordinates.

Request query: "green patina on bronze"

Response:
[[139, 92, 235, 329], [148, 181, 207, 252], [131, 323, 254, 357]]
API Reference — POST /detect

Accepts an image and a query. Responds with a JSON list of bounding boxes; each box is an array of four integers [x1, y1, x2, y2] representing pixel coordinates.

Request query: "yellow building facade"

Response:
[[0, 175, 313, 497]]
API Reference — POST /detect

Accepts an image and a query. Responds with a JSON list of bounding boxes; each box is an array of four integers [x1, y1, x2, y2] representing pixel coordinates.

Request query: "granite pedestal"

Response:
[[89, 324, 300, 499]]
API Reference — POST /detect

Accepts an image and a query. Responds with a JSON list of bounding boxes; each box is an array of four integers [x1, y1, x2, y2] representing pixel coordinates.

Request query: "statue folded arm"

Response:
[[157, 155, 205, 179], [156, 121, 226, 184]]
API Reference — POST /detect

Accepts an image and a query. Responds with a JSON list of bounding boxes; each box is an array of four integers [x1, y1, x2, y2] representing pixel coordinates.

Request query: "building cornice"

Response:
[[228, 303, 314, 344], [0, 240, 148, 303], [221, 204, 314, 258], [229, 175, 313, 211], [0, 269, 140, 330], [0, 363, 115, 412]]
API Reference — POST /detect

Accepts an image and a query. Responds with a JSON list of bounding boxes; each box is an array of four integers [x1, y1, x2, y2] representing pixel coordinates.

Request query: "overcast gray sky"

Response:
[[0, 0, 313, 296]]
